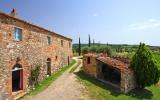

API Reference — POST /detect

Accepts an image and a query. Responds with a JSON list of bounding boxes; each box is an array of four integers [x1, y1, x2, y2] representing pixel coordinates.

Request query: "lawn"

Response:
[[20, 60, 76, 99], [76, 70, 160, 100], [154, 52, 160, 67], [69, 60, 81, 73]]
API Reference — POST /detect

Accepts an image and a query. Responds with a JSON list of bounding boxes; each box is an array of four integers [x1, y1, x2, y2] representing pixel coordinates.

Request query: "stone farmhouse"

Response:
[[83, 53, 137, 93], [0, 9, 72, 99]]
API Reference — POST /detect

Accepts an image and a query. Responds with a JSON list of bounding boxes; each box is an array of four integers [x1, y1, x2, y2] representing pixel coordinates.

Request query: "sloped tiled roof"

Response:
[[97, 56, 132, 72]]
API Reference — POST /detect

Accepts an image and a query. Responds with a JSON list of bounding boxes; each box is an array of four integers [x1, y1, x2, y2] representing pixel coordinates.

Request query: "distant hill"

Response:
[[73, 43, 160, 52]]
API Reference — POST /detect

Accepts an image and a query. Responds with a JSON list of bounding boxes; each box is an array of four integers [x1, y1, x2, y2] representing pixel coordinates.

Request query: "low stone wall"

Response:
[[121, 70, 136, 93]]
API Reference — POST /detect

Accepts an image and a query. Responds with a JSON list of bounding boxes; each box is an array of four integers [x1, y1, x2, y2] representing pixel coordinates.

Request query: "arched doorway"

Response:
[[12, 64, 23, 92], [46, 58, 51, 76]]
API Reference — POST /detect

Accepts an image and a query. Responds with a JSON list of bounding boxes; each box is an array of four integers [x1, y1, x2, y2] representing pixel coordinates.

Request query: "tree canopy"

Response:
[[131, 43, 160, 88]]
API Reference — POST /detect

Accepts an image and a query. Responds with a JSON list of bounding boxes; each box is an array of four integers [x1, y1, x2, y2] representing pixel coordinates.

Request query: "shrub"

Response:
[[131, 43, 160, 88], [81, 45, 115, 56], [82, 46, 89, 54], [97, 45, 113, 56], [29, 65, 41, 86], [88, 46, 97, 53]]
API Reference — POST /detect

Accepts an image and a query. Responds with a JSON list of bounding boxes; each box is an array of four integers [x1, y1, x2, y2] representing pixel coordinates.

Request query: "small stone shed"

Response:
[[83, 53, 136, 93]]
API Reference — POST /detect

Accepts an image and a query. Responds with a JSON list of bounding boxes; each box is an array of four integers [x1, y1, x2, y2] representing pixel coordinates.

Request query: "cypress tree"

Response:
[[78, 37, 81, 56], [131, 43, 160, 88], [88, 34, 91, 47], [93, 39, 95, 46]]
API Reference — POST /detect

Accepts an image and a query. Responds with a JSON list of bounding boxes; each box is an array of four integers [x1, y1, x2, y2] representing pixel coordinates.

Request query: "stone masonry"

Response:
[[83, 53, 136, 93], [83, 53, 97, 77], [0, 9, 72, 100]]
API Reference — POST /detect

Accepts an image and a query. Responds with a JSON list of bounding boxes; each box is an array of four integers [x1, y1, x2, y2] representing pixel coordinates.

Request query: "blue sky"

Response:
[[0, 0, 160, 46]]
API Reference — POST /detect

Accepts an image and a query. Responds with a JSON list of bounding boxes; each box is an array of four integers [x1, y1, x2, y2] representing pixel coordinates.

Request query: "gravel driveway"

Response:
[[27, 57, 90, 100]]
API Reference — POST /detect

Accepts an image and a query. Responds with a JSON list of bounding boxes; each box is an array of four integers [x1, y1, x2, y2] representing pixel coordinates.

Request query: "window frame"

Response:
[[61, 40, 63, 47], [14, 27, 22, 41], [47, 36, 52, 45]]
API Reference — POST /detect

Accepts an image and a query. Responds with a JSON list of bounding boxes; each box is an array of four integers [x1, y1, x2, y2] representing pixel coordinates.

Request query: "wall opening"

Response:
[[68, 56, 70, 65], [87, 57, 91, 64], [12, 64, 23, 92], [46, 58, 51, 76], [97, 63, 121, 86]]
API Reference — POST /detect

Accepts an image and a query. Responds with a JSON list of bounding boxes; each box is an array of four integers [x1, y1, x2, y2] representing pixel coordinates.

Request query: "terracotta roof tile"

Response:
[[97, 56, 132, 72]]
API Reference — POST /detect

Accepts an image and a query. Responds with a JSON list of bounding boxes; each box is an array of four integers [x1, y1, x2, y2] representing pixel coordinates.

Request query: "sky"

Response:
[[0, 0, 160, 46]]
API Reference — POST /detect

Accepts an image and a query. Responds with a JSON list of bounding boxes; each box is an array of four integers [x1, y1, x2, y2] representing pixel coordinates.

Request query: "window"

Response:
[[0, 18, 1, 30], [69, 42, 71, 48], [47, 36, 51, 45], [6, 18, 10, 24], [14, 27, 22, 41], [55, 56, 58, 61], [61, 40, 63, 47], [87, 57, 91, 64]]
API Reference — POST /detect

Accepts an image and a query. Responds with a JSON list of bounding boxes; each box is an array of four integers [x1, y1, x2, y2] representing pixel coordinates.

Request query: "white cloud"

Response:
[[128, 18, 160, 31]]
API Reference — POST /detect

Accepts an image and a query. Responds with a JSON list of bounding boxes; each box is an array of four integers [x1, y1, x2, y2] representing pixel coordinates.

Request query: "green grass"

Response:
[[154, 52, 160, 67], [69, 60, 81, 73], [76, 70, 160, 100], [20, 60, 76, 99]]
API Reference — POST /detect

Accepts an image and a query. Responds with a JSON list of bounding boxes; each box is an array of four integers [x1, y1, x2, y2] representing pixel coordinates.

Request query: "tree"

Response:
[[93, 39, 95, 46], [131, 43, 160, 88], [88, 34, 91, 47], [97, 45, 113, 56], [88, 46, 97, 53], [82, 46, 89, 54], [78, 37, 81, 56]]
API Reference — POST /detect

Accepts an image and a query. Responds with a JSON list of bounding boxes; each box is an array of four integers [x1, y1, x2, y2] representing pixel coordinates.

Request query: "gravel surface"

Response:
[[27, 57, 90, 100]]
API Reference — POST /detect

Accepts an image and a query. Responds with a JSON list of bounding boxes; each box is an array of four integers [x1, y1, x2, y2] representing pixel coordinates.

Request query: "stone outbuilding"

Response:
[[0, 9, 72, 99], [83, 53, 136, 93]]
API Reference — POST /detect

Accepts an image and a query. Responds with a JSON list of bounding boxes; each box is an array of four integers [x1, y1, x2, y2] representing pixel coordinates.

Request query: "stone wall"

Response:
[[0, 13, 72, 99], [121, 70, 136, 93], [83, 53, 136, 94], [83, 54, 97, 77]]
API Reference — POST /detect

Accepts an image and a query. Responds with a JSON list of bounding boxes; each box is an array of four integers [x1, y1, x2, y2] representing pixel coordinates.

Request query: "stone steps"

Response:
[[12, 90, 26, 100]]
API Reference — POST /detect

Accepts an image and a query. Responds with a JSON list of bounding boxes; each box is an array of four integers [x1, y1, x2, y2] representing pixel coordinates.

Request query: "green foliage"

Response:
[[69, 60, 81, 73], [88, 46, 97, 53], [81, 45, 115, 56], [97, 45, 114, 56], [78, 37, 81, 56], [82, 46, 89, 54], [93, 39, 95, 46], [131, 43, 160, 88], [76, 70, 160, 100], [6, 18, 10, 24], [88, 34, 91, 47], [29, 65, 41, 86], [115, 52, 135, 60]]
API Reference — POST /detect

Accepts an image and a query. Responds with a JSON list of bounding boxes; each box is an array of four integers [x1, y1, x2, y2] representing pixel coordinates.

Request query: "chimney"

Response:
[[10, 9, 17, 17]]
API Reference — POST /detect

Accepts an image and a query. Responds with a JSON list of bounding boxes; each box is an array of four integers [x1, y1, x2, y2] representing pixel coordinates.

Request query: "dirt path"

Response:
[[28, 57, 90, 100]]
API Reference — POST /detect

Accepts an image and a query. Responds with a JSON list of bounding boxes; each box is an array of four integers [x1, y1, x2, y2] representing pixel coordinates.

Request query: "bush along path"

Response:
[[21, 57, 90, 100]]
